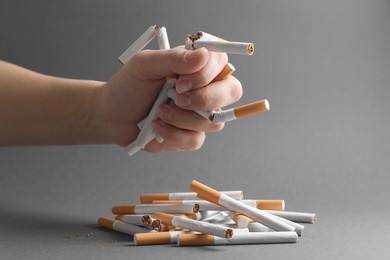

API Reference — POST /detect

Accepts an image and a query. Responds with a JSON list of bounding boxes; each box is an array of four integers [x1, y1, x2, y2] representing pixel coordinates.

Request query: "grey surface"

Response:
[[1, 0, 390, 259]]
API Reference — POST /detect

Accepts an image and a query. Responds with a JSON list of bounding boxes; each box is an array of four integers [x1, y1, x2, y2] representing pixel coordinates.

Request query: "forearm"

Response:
[[0, 60, 110, 145]]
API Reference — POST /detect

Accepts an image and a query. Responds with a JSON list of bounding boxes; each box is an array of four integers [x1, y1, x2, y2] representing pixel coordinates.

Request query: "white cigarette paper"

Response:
[[193, 40, 254, 55], [178, 232, 298, 246], [140, 191, 243, 203], [115, 214, 152, 227], [112, 203, 199, 215], [266, 210, 318, 223], [118, 25, 159, 64], [154, 212, 233, 238], [98, 217, 152, 236]]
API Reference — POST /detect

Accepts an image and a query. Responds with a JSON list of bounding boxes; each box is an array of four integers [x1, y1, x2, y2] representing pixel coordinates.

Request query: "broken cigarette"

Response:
[[98, 217, 152, 236], [189, 180, 295, 232], [177, 232, 298, 246], [210, 99, 270, 124], [157, 26, 170, 50], [118, 25, 159, 64], [193, 41, 254, 55], [140, 190, 243, 204], [112, 203, 199, 215], [126, 77, 177, 155], [153, 212, 233, 239], [115, 214, 160, 231], [134, 230, 184, 246], [115, 214, 151, 226], [266, 210, 318, 224]]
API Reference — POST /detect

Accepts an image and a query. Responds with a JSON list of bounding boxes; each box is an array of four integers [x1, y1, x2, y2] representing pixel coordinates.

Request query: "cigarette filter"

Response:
[[153, 212, 233, 239], [134, 230, 183, 246], [98, 217, 152, 236], [266, 210, 318, 223], [189, 180, 295, 232], [211, 63, 235, 83], [211, 99, 270, 124], [178, 232, 298, 246], [119, 25, 159, 64], [140, 190, 243, 204], [193, 41, 254, 55], [112, 203, 199, 215]]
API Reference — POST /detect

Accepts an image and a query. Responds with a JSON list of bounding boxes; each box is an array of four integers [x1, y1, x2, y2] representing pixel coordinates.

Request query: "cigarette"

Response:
[[233, 213, 270, 232], [98, 217, 152, 236], [189, 180, 295, 232], [210, 99, 270, 124], [193, 41, 254, 56], [151, 199, 284, 212], [266, 213, 305, 236], [157, 26, 170, 50], [134, 230, 184, 246], [153, 212, 233, 239], [177, 232, 298, 246], [211, 63, 236, 83], [118, 25, 159, 64], [126, 77, 176, 155], [115, 214, 152, 227], [112, 203, 199, 215], [140, 190, 243, 203], [266, 210, 318, 224]]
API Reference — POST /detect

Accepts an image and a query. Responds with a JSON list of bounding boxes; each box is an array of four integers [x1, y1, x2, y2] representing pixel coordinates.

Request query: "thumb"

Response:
[[126, 46, 209, 80]]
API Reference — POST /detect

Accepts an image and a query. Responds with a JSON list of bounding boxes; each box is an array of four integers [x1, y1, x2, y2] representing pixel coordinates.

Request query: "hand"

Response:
[[98, 46, 242, 152]]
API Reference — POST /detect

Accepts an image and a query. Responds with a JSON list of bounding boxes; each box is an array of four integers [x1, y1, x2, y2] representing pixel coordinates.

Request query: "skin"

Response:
[[0, 46, 242, 152]]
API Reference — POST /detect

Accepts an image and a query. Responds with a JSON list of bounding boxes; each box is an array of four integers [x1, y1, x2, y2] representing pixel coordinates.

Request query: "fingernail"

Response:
[[176, 94, 191, 107], [176, 79, 192, 93], [184, 48, 205, 61], [158, 106, 172, 120]]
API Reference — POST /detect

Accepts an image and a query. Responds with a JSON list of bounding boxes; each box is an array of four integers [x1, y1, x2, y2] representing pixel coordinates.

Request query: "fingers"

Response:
[[175, 76, 243, 111], [175, 52, 228, 93], [157, 104, 224, 132], [127, 46, 210, 80], [146, 121, 206, 152]]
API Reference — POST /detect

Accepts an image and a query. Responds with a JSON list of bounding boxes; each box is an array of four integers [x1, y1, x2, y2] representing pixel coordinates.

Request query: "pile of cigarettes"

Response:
[[118, 25, 270, 156], [98, 180, 317, 246]]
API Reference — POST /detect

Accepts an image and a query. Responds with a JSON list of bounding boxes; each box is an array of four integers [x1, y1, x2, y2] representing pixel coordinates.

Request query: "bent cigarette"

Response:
[[153, 212, 233, 239], [134, 230, 184, 246], [140, 190, 243, 204], [193, 41, 254, 55], [211, 99, 270, 124], [112, 203, 199, 215], [98, 217, 152, 236], [266, 210, 318, 224], [126, 77, 176, 155], [178, 232, 298, 246], [119, 25, 159, 64], [211, 63, 236, 83], [189, 180, 295, 232]]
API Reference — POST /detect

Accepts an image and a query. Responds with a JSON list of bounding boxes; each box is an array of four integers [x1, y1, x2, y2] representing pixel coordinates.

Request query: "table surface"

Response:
[[1, 1, 390, 259]]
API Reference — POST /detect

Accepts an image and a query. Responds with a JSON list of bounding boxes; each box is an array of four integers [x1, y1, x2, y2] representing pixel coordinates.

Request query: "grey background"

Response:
[[1, 0, 390, 259]]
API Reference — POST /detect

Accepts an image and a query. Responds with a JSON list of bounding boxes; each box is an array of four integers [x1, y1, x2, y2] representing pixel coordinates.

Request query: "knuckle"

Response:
[[230, 78, 243, 102], [196, 89, 211, 111], [187, 132, 205, 151]]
